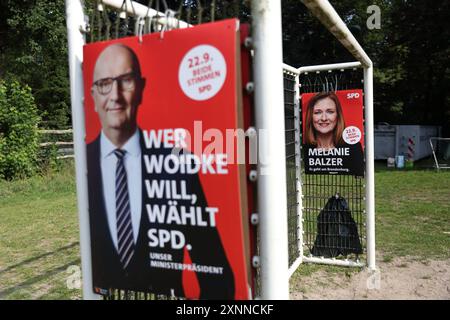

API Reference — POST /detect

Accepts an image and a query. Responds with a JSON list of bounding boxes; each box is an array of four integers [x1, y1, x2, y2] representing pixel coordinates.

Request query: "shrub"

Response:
[[37, 132, 62, 173], [0, 79, 40, 179]]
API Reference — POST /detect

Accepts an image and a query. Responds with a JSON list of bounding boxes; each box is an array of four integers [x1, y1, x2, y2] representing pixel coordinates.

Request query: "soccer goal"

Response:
[[282, 0, 375, 280], [430, 137, 450, 170], [285, 63, 370, 278]]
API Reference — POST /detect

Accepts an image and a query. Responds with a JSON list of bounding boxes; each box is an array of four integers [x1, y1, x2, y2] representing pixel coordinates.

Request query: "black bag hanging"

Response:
[[311, 194, 363, 258]]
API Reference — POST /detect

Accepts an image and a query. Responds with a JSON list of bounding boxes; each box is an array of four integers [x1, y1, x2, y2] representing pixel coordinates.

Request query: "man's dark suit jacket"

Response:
[[87, 130, 235, 299]]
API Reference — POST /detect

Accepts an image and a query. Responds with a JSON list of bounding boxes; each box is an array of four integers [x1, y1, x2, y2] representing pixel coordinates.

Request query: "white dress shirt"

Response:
[[100, 130, 142, 251]]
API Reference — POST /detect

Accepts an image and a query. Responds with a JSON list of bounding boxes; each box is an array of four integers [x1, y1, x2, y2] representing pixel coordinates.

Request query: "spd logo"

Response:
[[347, 92, 360, 99]]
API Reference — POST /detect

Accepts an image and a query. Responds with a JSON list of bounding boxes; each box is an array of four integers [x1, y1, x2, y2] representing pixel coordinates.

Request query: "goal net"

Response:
[[430, 137, 450, 170]]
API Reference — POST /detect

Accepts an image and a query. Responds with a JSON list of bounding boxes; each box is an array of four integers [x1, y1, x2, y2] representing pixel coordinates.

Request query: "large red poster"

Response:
[[301, 90, 365, 176], [83, 19, 250, 299]]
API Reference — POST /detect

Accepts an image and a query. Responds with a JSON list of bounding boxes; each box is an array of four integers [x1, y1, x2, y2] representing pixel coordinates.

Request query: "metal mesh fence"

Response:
[[84, 0, 251, 44], [283, 72, 300, 266], [301, 174, 365, 260], [300, 68, 363, 93], [298, 68, 366, 262]]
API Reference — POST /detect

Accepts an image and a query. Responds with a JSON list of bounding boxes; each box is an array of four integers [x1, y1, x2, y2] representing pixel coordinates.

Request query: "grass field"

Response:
[[0, 161, 449, 299], [0, 162, 81, 299], [376, 169, 450, 260]]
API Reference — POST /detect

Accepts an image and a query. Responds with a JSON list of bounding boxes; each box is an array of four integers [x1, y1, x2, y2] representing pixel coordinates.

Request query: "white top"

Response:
[[100, 130, 142, 251]]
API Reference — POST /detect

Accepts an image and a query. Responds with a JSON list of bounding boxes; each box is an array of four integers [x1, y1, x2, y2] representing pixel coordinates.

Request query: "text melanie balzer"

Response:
[[308, 147, 350, 166]]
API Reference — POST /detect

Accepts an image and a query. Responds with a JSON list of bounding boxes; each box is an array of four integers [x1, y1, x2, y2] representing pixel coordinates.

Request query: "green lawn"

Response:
[[0, 162, 81, 299], [376, 169, 450, 259], [0, 161, 449, 299]]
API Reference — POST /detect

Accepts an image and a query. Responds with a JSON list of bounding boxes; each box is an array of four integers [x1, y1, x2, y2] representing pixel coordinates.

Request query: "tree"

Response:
[[381, 0, 450, 132], [1, 1, 447, 133], [0, 0, 70, 129], [282, 0, 450, 134], [0, 78, 40, 180]]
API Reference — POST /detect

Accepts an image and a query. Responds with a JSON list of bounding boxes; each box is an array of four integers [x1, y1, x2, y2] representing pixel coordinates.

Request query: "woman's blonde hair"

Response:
[[303, 92, 345, 146]]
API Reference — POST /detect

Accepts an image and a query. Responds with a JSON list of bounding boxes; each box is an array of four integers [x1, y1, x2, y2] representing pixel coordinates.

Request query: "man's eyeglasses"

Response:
[[92, 72, 139, 95]]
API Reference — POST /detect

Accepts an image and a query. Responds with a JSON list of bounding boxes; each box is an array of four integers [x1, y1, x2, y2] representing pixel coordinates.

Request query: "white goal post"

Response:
[[300, 0, 376, 275]]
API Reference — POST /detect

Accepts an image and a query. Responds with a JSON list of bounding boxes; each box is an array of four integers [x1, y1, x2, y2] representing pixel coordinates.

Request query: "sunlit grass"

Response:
[[1, 161, 449, 299], [0, 161, 81, 300]]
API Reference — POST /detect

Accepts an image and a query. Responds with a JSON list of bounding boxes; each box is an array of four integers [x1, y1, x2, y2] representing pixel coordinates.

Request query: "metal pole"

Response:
[[252, 0, 289, 299], [294, 73, 303, 264], [301, 0, 372, 68], [65, 0, 100, 300], [364, 66, 376, 271], [298, 61, 362, 74], [283, 63, 300, 75], [101, 0, 190, 28], [429, 138, 440, 171], [302, 256, 365, 268]]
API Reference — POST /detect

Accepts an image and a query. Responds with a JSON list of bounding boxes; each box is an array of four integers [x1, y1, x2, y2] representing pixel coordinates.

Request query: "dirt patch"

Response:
[[290, 257, 450, 300]]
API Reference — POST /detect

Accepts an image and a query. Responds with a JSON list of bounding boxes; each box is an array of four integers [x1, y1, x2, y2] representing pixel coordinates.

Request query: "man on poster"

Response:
[[86, 43, 234, 298]]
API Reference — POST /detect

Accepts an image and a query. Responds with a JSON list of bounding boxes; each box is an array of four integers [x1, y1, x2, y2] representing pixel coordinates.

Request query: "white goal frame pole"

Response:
[[300, 0, 376, 271], [298, 61, 362, 74], [65, 0, 100, 299], [301, 0, 372, 68], [251, 0, 290, 299], [364, 66, 376, 271]]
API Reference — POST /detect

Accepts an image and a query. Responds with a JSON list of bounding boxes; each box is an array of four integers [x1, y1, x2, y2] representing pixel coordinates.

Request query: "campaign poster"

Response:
[[82, 19, 251, 299], [301, 90, 365, 176]]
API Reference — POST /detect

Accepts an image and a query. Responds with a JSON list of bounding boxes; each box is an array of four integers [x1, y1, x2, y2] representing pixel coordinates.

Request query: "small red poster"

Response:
[[301, 90, 365, 176], [83, 19, 251, 299]]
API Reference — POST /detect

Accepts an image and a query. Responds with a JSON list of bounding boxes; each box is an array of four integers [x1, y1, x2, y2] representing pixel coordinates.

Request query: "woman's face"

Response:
[[312, 97, 338, 136]]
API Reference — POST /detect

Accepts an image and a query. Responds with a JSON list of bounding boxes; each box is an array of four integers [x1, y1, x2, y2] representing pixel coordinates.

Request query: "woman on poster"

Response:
[[303, 91, 364, 176]]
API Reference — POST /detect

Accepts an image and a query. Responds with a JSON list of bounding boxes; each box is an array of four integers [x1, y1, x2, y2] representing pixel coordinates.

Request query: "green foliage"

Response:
[[0, 79, 41, 180], [36, 131, 73, 174], [282, 0, 450, 133], [1, 0, 448, 133], [0, 0, 70, 129], [37, 141, 60, 174]]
